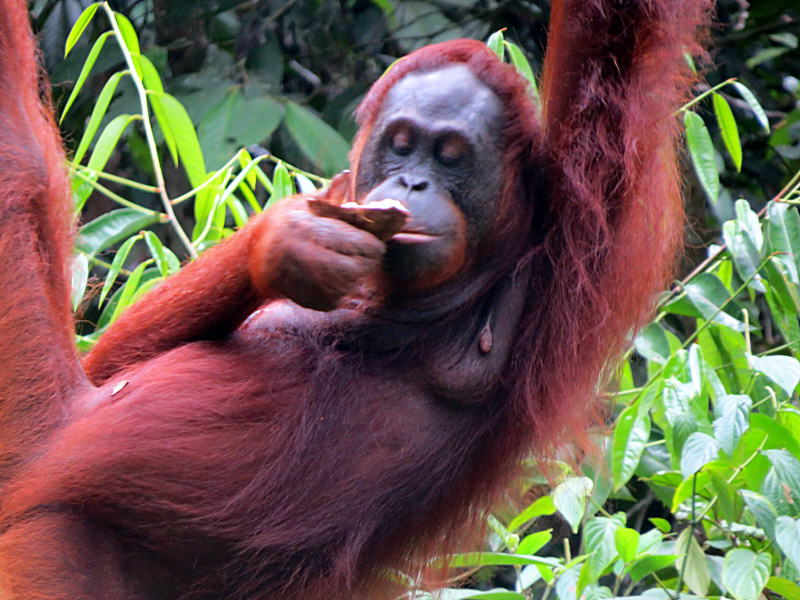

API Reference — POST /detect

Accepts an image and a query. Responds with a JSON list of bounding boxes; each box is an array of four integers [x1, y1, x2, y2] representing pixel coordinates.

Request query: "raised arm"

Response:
[[516, 0, 714, 441]]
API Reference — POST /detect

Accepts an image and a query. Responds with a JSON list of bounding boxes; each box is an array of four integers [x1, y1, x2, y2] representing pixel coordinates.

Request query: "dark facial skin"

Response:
[[248, 65, 506, 315], [355, 64, 505, 293]]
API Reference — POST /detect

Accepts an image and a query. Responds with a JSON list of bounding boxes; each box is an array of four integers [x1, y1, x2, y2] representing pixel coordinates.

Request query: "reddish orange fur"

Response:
[[0, 0, 87, 475], [0, 1, 712, 598]]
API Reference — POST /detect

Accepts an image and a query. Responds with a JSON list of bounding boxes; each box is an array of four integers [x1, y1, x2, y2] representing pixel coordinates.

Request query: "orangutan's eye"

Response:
[[390, 128, 415, 156], [435, 135, 470, 166]]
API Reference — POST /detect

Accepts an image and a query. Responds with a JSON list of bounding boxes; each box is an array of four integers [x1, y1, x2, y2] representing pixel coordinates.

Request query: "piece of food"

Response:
[[307, 198, 410, 241]]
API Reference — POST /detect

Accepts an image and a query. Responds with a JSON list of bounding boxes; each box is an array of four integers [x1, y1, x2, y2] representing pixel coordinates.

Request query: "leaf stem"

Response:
[[76, 165, 160, 193], [677, 78, 737, 114], [674, 473, 698, 598], [101, 2, 197, 259], [72, 168, 160, 215]]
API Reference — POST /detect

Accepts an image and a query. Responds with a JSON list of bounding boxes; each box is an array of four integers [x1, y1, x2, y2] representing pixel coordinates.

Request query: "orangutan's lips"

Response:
[[391, 231, 440, 243]]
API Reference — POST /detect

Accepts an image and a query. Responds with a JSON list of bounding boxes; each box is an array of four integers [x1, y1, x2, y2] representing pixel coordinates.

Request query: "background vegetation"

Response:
[[28, 0, 800, 598]]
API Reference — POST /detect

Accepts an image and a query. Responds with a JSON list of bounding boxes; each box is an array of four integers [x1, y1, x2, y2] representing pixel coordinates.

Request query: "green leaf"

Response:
[[708, 469, 740, 523], [99, 234, 140, 305], [614, 527, 640, 563], [660, 383, 700, 464], [763, 274, 800, 359], [552, 476, 593, 534], [147, 92, 178, 166], [664, 273, 749, 332], [749, 354, 800, 396], [629, 554, 677, 583], [226, 197, 248, 228], [712, 93, 742, 171], [504, 41, 540, 108], [781, 409, 800, 447], [741, 490, 779, 541], [767, 202, 800, 283], [767, 577, 800, 600], [137, 54, 164, 93], [649, 518, 672, 533], [193, 170, 225, 238], [634, 323, 671, 363], [732, 82, 769, 133], [284, 102, 350, 176], [143, 231, 179, 276], [764, 449, 800, 508], [238, 150, 257, 189], [735, 199, 764, 250], [713, 394, 752, 455], [508, 495, 556, 532], [618, 360, 635, 392], [776, 516, 800, 570], [676, 527, 710, 596], [151, 93, 207, 187], [516, 530, 552, 555], [76, 208, 161, 256], [684, 111, 719, 202], [107, 259, 150, 325], [237, 175, 263, 214], [637, 528, 665, 554], [391, 1, 453, 54], [764, 257, 800, 313], [698, 323, 751, 392], [73, 70, 127, 165], [583, 515, 622, 580], [214, 157, 275, 219], [519, 565, 542, 590], [447, 552, 558, 568], [65, 3, 100, 56], [611, 404, 651, 489], [769, 32, 798, 48], [680, 432, 720, 478], [60, 31, 112, 123], [555, 564, 580, 600], [125, 267, 160, 306], [268, 162, 294, 207], [486, 30, 505, 59], [762, 469, 797, 516], [95, 267, 161, 330], [584, 587, 612, 600], [722, 548, 771, 600], [751, 414, 800, 462], [689, 342, 726, 399], [86, 114, 136, 172], [114, 13, 141, 57], [70, 253, 89, 312], [125, 276, 159, 309], [747, 46, 790, 69], [723, 220, 764, 292], [198, 91, 284, 170]]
